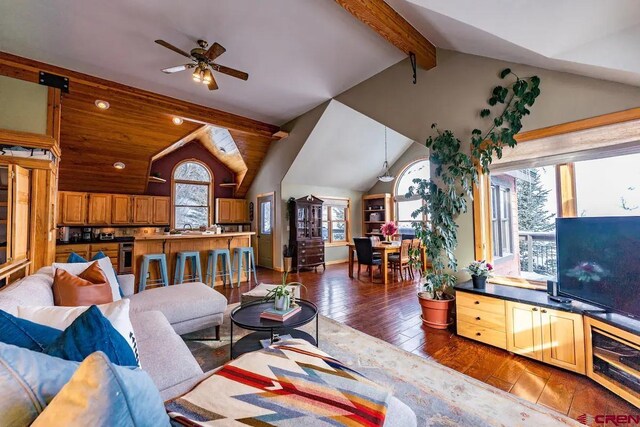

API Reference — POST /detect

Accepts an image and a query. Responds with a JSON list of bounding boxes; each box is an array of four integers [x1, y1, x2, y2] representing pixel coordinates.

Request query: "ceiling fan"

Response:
[[155, 39, 249, 90]]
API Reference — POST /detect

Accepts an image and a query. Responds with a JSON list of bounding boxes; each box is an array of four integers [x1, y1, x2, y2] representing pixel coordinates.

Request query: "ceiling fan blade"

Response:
[[155, 39, 192, 58], [161, 64, 192, 74], [213, 64, 249, 81], [205, 42, 226, 60], [207, 74, 219, 90]]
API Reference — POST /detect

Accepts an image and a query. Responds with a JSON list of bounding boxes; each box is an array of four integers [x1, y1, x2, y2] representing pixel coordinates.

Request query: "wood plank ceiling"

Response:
[[0, 52, 281, 197]]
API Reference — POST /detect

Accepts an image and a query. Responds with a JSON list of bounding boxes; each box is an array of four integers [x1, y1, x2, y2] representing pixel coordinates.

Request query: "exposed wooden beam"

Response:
[[334, 0, 436, 69], [272, 130, 289, 139], [0, 51, 282, 139]]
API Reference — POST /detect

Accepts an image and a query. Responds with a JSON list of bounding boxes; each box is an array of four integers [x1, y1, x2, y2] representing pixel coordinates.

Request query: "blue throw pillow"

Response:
[[67, 251, 124, 297], [0, 342, 79, 426], [0, 310, 62, 351], [32, 352, 170, 427], [44, 305, 137, 367]]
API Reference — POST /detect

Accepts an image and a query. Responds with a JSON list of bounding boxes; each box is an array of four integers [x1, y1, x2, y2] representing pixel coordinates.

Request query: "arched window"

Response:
[[394, 158, 429, 234], [172, 160, 213, 229]]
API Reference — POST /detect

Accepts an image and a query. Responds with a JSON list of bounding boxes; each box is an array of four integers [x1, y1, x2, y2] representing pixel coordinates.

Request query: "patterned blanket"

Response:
[[166, 339, 391, 426]]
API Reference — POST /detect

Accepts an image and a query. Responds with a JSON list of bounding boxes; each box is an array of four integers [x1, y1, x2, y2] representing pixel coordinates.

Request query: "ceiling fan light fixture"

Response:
[[202, 68, 213, 85], [192, 67, 202, 83]]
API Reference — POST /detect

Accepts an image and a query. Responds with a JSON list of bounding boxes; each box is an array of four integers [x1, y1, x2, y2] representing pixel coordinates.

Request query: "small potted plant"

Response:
[[465, 260, 493, 289], [380, 221, 398, 243], [263, 272, 306, 311]]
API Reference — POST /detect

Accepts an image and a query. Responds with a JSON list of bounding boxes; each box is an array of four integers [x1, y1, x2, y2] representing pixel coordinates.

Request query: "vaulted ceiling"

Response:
[[387, 0, 640, 86]]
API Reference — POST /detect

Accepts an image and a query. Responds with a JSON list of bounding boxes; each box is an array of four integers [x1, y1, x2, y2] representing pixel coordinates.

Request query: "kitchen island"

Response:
[[133, 232, 255, 290]]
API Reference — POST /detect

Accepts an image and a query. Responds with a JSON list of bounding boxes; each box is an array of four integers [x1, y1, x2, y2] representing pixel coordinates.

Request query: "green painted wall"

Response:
[[0, 75, 48, 134]]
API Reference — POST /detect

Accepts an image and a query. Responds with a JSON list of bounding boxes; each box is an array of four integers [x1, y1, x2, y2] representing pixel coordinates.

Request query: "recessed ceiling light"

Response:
[[172, 117, 184, 125], [95, 100, 110, 110], [113, 162, 125, 170]]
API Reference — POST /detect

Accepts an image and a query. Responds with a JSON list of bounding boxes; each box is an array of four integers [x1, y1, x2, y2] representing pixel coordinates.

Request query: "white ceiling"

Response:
[[0, 0, 404, 125], [283, 100, 415, 191], [387, 0, 640, 86]]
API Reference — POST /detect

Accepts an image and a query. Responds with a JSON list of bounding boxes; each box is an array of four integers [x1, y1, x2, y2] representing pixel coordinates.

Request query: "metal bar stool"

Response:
[[174, 251, 203, 284], [138, 254, 169, 292], [232, 246, 258, 287], [205, 249, 234, 288]]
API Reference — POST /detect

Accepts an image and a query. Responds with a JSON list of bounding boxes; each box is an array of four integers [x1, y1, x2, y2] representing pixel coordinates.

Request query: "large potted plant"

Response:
[[409, 68, 541, 328]]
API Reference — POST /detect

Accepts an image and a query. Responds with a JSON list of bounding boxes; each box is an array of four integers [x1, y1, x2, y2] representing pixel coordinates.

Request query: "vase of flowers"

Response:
[[465, 260, 493, 289], [380, 221, 398, 242]]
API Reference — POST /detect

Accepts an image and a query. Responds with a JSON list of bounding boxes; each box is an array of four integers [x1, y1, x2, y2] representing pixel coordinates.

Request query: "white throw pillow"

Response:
[[17, 299, 139, 366], [53, 257, 121, 302]]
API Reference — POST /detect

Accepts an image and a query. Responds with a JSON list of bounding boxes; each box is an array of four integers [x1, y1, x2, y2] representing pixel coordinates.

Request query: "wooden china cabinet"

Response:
[[289, 195, 325, 272]]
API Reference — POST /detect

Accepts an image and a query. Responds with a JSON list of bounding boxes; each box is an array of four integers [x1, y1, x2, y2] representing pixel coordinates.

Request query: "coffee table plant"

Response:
[[408, 68, 542, 328], [263, 272, 306, 311]]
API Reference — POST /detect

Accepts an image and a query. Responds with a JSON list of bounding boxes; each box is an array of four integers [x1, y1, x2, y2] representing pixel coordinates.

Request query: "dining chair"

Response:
[[353, 237, 382, 282], [388, 239, 413, 281], [411, 238, 423, 277]]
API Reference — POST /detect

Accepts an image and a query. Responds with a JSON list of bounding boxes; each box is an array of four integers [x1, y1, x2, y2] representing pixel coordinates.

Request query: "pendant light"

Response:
[[377, 126, 395, 182]]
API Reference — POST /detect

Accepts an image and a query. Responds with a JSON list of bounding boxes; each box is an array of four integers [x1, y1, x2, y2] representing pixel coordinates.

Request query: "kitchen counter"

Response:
[[56, 237, 135, 246], [134, 232, 254, 241]]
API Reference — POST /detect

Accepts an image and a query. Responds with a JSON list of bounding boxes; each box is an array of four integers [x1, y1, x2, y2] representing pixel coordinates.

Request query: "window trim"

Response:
[[171, 159, 213, 229], [320, 196, 350, 246], [394, 157, 429, 226]]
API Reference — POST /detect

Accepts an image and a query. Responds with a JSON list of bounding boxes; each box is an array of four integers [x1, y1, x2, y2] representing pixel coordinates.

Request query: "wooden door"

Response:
[[540, 308, 585, 373], [60, 191, 87, 225], [87, 193, 112, 225], [132, 196, 153, 224], [111, 195, 131, 224], [152, 197, 170, 225], [257, 194, 274, 268], [11, 165, 30, 263], [217, 198, 233, 223], [506, 301, 543, 361]]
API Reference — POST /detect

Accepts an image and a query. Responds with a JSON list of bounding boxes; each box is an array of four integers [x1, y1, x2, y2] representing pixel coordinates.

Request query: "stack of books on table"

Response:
[[260, 305, 301, 322]]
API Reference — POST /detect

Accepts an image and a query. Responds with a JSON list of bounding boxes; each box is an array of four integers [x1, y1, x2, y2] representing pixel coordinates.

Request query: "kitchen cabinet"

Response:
[[59, 191, 87, 225], [506, 301, 585, 373], [55, 242, 119, 271], [87, 193, 111, 225], [111, 195, 131, 224], [216, 198, 247, 223], [152, 196, 170, 225], [132, 196, 153, 225]]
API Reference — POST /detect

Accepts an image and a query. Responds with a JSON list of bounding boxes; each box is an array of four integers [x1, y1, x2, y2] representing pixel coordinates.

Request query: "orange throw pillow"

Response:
[[53, 262, 114, 307]]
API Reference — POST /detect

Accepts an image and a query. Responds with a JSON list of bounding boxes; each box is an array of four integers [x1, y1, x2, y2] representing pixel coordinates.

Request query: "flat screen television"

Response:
[[556, 216, 640, 319]]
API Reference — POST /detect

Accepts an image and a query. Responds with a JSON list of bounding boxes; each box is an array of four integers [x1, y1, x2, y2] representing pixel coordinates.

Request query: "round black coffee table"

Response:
[[230, 299, 318, 359]]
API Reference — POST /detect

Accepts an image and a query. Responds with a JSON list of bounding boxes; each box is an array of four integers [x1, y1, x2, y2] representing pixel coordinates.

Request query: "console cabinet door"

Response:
[[60, 191, 87, 225], [11, 166, 30, 263], [540, 308, 585, 374], [152, 197, 170, 225], [87, 193, 112, 225], [233, 199, 248, 222], [111, 195, 131, 224], [132, 196, 153, 224], [506, 301, 543, 361]]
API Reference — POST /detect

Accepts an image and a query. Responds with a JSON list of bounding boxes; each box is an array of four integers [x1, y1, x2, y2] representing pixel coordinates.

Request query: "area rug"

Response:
[[183, 304, 579, 426]]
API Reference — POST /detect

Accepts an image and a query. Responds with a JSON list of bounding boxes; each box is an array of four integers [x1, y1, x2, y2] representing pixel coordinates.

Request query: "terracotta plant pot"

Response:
[[418, 292, 455, 329]]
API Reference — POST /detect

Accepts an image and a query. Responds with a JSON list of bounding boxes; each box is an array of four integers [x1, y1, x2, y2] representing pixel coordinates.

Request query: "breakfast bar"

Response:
[[133, 232, 255, 290]]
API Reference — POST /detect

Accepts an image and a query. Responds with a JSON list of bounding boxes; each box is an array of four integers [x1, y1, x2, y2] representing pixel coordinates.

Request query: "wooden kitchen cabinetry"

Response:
[[58, 192, 170, 226], [55, 242, 119, 271], [506, 301, 585, 374], [216, 198, 248, 223], [59, 191, 87, 225], [87, 193, 111, 225], [132, 196, 153, 225], [111, 195, 131, 224]]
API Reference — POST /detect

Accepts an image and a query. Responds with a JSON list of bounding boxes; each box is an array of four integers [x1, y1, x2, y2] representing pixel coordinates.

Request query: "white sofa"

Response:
[[0, 267, 226, 399]]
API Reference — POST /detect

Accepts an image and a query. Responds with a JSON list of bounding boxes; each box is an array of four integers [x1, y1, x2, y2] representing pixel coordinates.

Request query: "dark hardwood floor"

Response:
[[220, 263, 638, 422]]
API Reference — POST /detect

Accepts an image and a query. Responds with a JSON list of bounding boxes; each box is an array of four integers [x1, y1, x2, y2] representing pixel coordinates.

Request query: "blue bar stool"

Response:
[[232, 247, 258, 287], [174, 251, 203, 284], [205, 249, 234, 288], [138, 254, 169, 292]]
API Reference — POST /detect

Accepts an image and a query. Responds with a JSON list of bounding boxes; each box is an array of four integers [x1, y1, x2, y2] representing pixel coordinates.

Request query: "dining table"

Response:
[[347, 240, 427, 285]]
